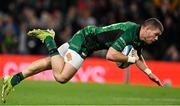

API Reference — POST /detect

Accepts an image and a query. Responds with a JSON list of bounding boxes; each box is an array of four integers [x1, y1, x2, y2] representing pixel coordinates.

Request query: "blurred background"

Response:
[[0, 0, 179, 61]]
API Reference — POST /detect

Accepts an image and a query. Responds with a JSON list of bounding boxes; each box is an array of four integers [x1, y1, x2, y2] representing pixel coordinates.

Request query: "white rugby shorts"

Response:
[[57, 43, 84, 70]]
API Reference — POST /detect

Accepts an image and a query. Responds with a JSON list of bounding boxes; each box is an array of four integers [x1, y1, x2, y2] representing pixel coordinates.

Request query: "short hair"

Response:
[[142, 18, 164, 33]]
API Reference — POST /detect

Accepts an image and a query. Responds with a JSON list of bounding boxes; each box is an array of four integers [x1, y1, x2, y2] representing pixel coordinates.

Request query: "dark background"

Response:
[[0, 0, 179, 61]]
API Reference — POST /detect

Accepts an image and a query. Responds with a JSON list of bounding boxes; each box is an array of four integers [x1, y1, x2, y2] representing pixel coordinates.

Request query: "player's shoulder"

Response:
[[125, 21, 139, 27], [115, 21, 139, 30]]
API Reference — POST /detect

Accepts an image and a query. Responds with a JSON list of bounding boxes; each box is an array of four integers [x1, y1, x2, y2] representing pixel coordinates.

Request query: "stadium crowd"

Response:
[[0, 0, 179, 61]]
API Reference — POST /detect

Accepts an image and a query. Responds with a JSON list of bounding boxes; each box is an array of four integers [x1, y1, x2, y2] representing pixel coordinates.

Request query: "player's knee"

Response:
[[54, 76, 69, 84]]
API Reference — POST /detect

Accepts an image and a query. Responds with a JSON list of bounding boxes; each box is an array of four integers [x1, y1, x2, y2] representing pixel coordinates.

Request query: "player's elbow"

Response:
[[106, 47, 117, 61], [106, 53, 111, 60], [106, 51, 114, 61]]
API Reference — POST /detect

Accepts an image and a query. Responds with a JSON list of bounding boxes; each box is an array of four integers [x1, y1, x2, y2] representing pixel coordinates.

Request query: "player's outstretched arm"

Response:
[[135, 55, 163, 87], [148, 73, 163, 86]]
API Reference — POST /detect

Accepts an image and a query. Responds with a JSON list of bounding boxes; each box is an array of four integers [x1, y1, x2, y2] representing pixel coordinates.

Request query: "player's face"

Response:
[[143, 27, 161, 44]]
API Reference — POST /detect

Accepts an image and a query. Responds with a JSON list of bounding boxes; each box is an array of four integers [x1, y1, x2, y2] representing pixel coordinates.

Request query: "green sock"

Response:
[[11, 72, 24, 87], [44, 36, 59, 56]]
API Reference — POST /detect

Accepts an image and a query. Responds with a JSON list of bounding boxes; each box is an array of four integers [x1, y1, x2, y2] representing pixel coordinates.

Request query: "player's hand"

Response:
[[132, 50, 139, 61], [148, 73, 163, 87]]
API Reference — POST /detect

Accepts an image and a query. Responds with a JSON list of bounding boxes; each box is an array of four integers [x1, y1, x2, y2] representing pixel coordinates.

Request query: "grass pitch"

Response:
[[1, 80, 180, 105]]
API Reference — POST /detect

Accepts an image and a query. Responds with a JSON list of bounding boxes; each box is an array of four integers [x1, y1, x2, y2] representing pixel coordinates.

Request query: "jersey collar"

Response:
[[135, 25, 146, 46], [135, 25, 141, 41]]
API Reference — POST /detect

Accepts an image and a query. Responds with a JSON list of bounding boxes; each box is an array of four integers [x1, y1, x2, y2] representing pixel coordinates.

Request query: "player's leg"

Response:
[[48, 31, 84, 83], [22, 57, 51, 78], [8, 57, 51, 86], [1, 57, 52, 103], [27, 29, 84, 84], [52, 59, 77, 84], [52, 49, 83, 83], [2, 29, 57, 103]]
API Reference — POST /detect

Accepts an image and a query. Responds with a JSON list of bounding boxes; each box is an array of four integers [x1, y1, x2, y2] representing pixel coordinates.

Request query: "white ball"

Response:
[[116, 45, 134, 69]]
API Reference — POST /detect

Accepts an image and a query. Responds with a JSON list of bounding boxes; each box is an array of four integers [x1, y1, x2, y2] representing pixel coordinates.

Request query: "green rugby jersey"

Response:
[[68, 21, 145, 58]]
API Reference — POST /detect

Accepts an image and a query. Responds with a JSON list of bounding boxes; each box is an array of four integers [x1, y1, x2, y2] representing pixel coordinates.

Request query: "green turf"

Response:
[[1, 80, 180, 105]]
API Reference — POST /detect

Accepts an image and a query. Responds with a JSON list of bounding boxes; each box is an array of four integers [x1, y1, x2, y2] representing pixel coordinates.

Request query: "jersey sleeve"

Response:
[[111, 28, 134, 52]]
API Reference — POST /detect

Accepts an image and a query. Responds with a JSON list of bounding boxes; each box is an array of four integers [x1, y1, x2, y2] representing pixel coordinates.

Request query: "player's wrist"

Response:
[[144, 68, 152, 75], [127, 56, 137, 63]]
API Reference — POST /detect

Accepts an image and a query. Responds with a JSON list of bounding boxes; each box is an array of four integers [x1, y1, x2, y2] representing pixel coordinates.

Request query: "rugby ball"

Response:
[[116, 45, 134, 69]]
